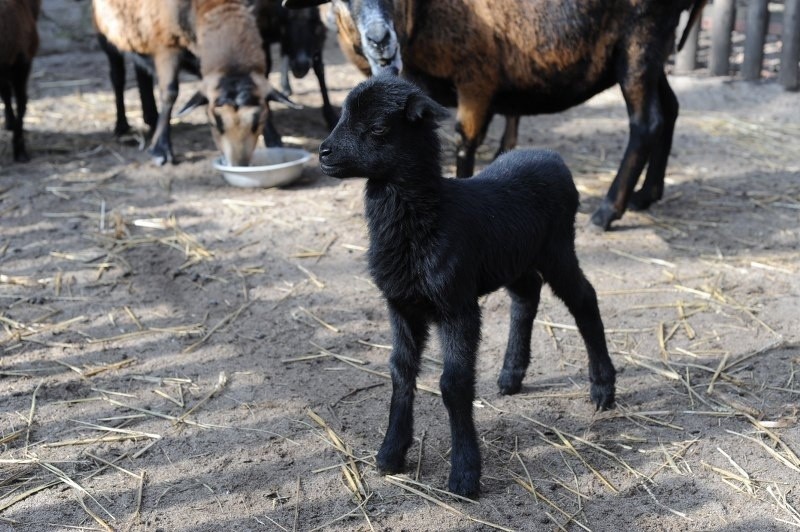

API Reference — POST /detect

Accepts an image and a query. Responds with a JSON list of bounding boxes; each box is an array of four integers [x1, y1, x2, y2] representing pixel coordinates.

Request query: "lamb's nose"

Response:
[[319, 145, 332, 158]]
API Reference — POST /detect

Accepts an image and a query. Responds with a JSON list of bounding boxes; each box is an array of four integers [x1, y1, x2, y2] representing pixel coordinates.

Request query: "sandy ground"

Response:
[[2, 3, 800, 531]]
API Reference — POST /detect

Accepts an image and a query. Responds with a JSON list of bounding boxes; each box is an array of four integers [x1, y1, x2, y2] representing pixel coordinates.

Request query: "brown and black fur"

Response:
[[92, 0, 276, 166], [325, 0, 520, 158], [286, 0, 704, 230], [0, 0, 40, 162]]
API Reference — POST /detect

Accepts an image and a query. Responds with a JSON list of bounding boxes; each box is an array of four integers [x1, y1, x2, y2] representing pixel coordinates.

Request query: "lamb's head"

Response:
[[179, 72, 298, 166], [319, 76, 449, 181], [283, 0, 402, 75]]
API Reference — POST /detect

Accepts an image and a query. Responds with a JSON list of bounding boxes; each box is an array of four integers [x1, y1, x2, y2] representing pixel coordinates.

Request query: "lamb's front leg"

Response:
[[377, 303, 429, 474], [439, 305, 482, 498]]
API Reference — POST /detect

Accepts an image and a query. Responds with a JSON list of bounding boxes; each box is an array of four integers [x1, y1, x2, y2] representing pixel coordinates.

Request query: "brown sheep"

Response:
[[285, 0, 704, 231], [324, 0, 520, 159], [93, 0, 295, 166], [0, 0, 40, 162]]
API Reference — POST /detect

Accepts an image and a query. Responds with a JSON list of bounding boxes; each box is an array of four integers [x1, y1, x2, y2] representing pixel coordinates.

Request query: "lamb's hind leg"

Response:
[[543, 250, 615, 409], [498, 272, 543, 395], [377, 302, 429, 474]]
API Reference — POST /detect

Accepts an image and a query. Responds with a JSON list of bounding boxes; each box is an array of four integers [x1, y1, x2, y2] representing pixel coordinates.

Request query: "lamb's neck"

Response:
[[364, 176, 442, 257]]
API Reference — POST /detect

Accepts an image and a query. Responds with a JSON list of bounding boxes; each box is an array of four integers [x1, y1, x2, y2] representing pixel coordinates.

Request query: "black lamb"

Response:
[[318, 76, 616, 498]]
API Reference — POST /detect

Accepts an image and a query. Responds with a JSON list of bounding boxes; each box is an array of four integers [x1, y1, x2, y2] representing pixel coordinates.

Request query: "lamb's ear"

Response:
[[405, 92, 449, 124], [177, 91, 209, 117], [267, 88, 303, 110]]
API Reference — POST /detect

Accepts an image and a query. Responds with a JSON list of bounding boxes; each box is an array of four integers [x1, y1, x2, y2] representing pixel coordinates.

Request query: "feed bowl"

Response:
[[213, 147, 312, 188]]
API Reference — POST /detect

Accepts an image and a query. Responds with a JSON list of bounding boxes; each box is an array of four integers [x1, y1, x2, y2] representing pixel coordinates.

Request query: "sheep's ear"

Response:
[[267, 88, 303, 110], [282, 0, 329, 8], [177, 91, 209, 117], [405, 93, 449, 124]]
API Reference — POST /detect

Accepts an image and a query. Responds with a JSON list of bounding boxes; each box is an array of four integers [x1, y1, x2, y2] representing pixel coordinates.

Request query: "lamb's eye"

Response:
[[370, 125, 388, 136]]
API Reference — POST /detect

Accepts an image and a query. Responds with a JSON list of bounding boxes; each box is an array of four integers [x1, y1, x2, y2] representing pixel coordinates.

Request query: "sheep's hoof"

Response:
[[590, 381, 616, 411], [448, 469, 480, 499], [589, 203, 620, 231], [113, 121, 132, 137], [148, 146, 173, 166], [629, 189, 662, 211]]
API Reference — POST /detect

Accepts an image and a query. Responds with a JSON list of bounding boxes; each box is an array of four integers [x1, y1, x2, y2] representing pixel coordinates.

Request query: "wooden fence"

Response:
[[675, 0, 800, 90]]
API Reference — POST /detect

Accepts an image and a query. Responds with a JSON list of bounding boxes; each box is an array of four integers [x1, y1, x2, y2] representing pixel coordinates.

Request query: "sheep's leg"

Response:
[[543, 255, 615, 410], [1, 82, 15, 131], [97, 34, 131, 137], [313, 51, 338, 130], [493, 115, 519, 160], [10, 61, 31, 162], [148, 51, 181, 166], [630, 73, 679, 211], [498, 273, 543, 395], [590, 76, 663, 230], [454, 94, 491, 177], [134, 65, 158, 134], [376, 303, 429, 474], [280, 55, 292, 95], [439, 304, 482, 497]]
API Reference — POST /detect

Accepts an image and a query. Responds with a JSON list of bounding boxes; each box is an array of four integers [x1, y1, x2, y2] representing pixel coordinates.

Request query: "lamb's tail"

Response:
[[677, 0, 708, 52]]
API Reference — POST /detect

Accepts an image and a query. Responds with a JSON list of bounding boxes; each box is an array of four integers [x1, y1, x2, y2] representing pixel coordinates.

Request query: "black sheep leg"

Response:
[[591, 68, 663, 230], [1, 82, 13, 131], [493, 115, 519, 159], [148, 52, 180, 165], [10, 61, 31, 162], [438, 304, 482, 497], [498, 272, 543, 395], [543, 251, 615, 409], [97, 34, 131, 137], [630, 73, 679, 211], [376, 303, 429, 474], [312, 51, 338, 130], [134, 65, 158, 134]]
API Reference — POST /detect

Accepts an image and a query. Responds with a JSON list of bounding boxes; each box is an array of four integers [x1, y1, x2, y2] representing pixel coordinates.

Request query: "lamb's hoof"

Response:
[[448, 469, 480, 499], [497, 371, 523, 395], [590, 381, 616, 411], [376, 450, 405, 475], [629, 190, 661, 212], [590, 203, 620, 231], [13, 149, 30, 163]]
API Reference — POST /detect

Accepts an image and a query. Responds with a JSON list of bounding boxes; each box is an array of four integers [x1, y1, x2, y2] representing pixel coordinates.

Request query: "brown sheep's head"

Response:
[[179, 72, 299, 167]]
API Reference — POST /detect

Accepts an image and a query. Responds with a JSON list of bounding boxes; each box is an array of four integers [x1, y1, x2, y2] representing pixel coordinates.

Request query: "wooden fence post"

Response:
[[742, 0, 770, 80], [710, 0, 737, 76], [676, 9, 702, 72], [780, 0, 800, 90]]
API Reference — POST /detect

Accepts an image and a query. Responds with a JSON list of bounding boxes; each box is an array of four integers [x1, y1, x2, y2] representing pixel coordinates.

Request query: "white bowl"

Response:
[[214, 147, 312, 188]]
